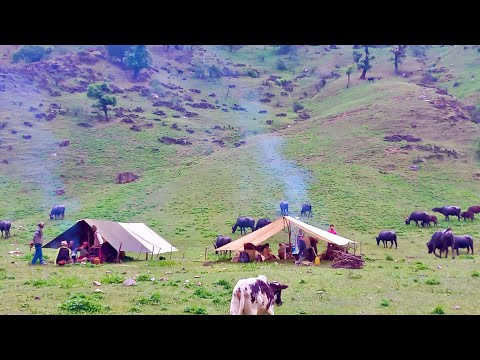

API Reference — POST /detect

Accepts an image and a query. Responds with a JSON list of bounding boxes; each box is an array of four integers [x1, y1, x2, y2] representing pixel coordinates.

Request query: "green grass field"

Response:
[[1, 45, 480, 314]]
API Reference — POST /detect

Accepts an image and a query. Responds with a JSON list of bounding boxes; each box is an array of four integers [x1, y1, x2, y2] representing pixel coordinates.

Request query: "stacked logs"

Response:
[[320, 243, 344, 261], [331, 250, 365, 269]]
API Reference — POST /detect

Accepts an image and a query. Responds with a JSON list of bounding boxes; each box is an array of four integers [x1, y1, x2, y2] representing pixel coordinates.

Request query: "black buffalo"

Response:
[[453, 235, 474, 255], [280, 201, 288, 216], [300, 204, 312, 217], [426, 228, 455, 259], [214, 235, 232, 254], [405, 212, 430, 227], [232, 217, 255, 235], [376, 230, 397, 249], [0, 220, 11, 239], [432, 206, 461, 221], [49, 205, 66, 220], [255, 218, 271, 231]]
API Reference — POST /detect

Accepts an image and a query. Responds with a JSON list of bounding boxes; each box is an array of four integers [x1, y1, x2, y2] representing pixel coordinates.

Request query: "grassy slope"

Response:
[[1, 45, 480, 314]]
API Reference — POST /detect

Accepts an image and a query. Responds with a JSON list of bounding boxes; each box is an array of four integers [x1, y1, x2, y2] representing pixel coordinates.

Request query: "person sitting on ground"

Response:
[[69, 241, 78, 263], [55, 241, 72, 266], [77, 242, 89, 262], [102, 244, 118, 263]]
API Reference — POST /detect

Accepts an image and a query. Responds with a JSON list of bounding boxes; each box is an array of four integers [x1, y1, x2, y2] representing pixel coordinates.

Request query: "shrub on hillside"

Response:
[[12, 45, 53, 64], [105, 45, 132, 60], [59, 293, 108, 314], [410, 45, 427, 58], [293, 101, 304, 112], [276, 45, 294, 55], [276, 59, 287, 70]]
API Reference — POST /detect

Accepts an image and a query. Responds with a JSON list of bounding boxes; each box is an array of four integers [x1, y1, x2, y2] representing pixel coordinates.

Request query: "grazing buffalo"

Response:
[[255, 218, 271, 231], [49, 205, 66, 220], [232, 217, 255, 235], [432, 206, 461, 221], [461, 211, 474, 222], [376, 230, 397, 249], [426, 228, 455, 259], [214, 235, 232, 254], [468, 206, 480, 214], [300, 204, 312, 217], [280, 201, 289, 216], [230, 275, 288, 315], [428, 215, 438, 227], [405, 212, 430, 227], [0, 220, 11, 239], [453, 235, 474, 255]]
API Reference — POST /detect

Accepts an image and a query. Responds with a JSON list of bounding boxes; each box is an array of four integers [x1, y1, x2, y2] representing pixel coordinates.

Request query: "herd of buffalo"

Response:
[[0, 205, 66, 240], [375, 205, 479, 258], [1, 201, 478, 261]]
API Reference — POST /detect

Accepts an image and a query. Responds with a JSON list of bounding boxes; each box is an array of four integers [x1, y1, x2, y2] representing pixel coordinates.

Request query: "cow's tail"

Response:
[[237, 288, 245, 315]]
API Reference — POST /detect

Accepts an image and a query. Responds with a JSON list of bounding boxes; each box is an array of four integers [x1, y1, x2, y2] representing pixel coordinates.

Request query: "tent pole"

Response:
[[117, 242, 122, 264], [288, 220, 292, 259], [204, 246, 208, 262], [137, 244, 142, 260]]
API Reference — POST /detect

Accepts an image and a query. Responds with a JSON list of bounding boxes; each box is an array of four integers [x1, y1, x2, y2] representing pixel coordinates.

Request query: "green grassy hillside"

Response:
[[1, 45, 480, 314]]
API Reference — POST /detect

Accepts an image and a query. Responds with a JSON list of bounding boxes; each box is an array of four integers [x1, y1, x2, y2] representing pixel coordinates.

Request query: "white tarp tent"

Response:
[[118, 222, 178, 254], [215, 216, 357, 252], [44, 219, 178, 255]]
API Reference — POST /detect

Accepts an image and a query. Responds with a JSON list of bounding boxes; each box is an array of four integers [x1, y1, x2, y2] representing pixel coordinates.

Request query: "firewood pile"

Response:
[[331, 250, 365, 269], [320, 243, 344, 261]]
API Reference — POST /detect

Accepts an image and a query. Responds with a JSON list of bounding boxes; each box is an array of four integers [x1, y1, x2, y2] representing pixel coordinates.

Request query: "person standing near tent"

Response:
[[91, 225, 105, 263], [328, 224, 337, 235], [31, 222, 47, 265], [326, 224, 337, 253]]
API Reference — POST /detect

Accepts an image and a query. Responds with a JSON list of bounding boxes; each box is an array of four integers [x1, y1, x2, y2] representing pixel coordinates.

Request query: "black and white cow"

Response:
[[230, 275, 288, 315]]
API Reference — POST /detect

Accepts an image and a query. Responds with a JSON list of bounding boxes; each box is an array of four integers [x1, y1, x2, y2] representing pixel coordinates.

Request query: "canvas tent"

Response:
[[43, 219, 178, 256], [214, 216, 357, 253]]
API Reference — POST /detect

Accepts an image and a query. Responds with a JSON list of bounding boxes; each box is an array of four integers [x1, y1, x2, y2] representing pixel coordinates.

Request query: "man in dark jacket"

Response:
[[55, 241, 72, 266], [31, 222, 47, 265]]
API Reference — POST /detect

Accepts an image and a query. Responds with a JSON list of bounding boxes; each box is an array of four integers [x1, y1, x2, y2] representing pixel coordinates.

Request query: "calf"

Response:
[[428, 215, 438, 227], [461, 211, 474, 222], [453, 235, 474, 255], [230, 275, 288, 315], [468, 206, 480, 214]]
